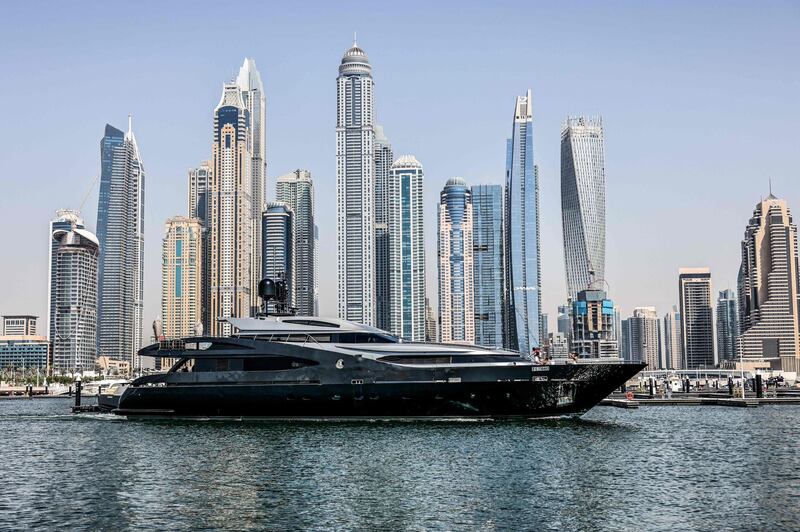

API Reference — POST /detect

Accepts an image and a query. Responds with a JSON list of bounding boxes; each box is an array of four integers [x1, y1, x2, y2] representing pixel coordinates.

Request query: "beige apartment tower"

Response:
[[161, 217, 203, 339], [209, 83, 253, 336], [737, 193, 800, 372]]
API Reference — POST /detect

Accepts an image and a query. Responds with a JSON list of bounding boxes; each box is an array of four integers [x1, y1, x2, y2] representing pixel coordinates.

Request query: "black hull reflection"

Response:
[[116, 362, 644, 419]]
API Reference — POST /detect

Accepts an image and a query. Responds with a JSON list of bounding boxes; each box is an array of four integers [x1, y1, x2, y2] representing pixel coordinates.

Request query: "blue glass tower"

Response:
[[504, 90, 541, 355], [471, 184, 504, 348]]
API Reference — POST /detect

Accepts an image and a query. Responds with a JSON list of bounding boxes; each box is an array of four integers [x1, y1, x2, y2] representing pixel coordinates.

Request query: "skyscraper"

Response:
[[209, 82, 253, 336], [51, 224, 99, 372], [262, 202, 295, 313], [161, 217, 203, 339], [557, 304, 571, 337], [625, 307, 660, 368], [424, 297, 437, 343], [471, 184, 504, 348], [188, 161, 212, 221], [276, 170, 316, 316], [716, 289, 739, 363], [96, 119, 145, 368], [570, 289, 618, 358], [737, 193, 800, 371], [47, 210, 85, 343], [663, 306, 683, 369], [678, 268, 715, 369], [438, 178, 474, 344], [388, 155, 426, 341], [561, 116, 606, 298], [236, 59, 266, 315], [188, 161, 211, 329], [504, 89, 541, 354], [336, 40, 375, 325], [374, 125, 393, 331]]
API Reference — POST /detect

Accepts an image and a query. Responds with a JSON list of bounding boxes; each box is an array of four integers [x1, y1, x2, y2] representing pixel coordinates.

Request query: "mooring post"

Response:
[[74, 379, 82, 408], [755, 374, 763, 398], [728, 377, 734, 397]]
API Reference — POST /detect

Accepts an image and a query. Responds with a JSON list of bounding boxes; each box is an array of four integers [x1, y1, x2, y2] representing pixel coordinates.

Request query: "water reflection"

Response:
[[1, 400, 798, 530]]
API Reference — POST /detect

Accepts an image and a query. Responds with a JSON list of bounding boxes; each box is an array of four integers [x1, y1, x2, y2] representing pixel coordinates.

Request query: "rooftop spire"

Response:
[[353, 31, 357, 47], [127, 113, 132, 134]]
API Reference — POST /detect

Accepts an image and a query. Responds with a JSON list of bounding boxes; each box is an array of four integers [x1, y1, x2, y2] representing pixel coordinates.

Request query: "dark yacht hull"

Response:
[[114, 362, 644, 419]]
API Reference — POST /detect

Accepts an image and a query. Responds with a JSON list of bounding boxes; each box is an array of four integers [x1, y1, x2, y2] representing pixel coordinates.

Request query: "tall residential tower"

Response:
[[374, 125, 394, 331], [336, 40, 375, 325], [387, 155, 426, 341], [209, 82, 253, 336], [737, 194, 800, 371], [561, 116, 606, 298], [678, 268, 715, 369], [236, 59, 267, 315], [471, 184, 505, 349], [504, 90, 541, 354], [438, 178, 474, 344], [96, 119, 145, 368], [276, 170, 316, 316]]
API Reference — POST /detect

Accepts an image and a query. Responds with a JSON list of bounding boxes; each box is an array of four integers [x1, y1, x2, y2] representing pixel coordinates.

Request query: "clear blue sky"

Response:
[[1, 0, 798, 332]]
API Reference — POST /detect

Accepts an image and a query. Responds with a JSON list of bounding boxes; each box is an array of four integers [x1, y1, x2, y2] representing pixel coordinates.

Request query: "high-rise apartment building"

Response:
[[557, 304, 571, 337], [374, 125, 393, 331], [662, 306, 683, 369], [51, 225, 99, 372], [3, 316, 37, 336], [209, 82, 253, 336], [561, 116, 606, 298], [737, 194, 800, 371], [48, 210, 85, 342], [262, 202, 295, 313], [716, 289, 739, 363], [625, 307, 660, 368], [438, 178, 474, 344], [678, 268, 715, 369], [162, 217, 203, 339], [336, 40, 375, 325], [276, 170, 316, 316], [96, 119, 145, 368], [236, 59, 266, 315], [387, 155, 426, 341], [424, 298, 437, 343], [471, 184, 504, 349], [188, 161, 211, 221], [505, 89, 541, 354], [570, 289, 618, 358], [188, 161, 212, 329]]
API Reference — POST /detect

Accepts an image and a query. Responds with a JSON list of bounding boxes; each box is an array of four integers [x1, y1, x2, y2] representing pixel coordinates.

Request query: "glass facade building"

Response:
[[471, 184, 504, 349], [388, 155, 425, 341], [374, 126, 394, 331], [262, 202, 295, 314], [276, 170, 316, 316], [678, 268, 715, 369], [504, 90, 541, 355], [561, 116, 606, 298], [96, 120, 145, 368]]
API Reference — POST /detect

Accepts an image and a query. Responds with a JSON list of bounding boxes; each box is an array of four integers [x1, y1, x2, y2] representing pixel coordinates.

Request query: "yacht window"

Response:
[[336, 332, 395, 344], [242, 356, 318, 371], [379, 356, 452, 365], [171, 358, 195, 372]]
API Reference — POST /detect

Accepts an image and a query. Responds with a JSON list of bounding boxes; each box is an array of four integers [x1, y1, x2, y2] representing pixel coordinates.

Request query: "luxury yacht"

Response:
[[113, 315, 644, 419]]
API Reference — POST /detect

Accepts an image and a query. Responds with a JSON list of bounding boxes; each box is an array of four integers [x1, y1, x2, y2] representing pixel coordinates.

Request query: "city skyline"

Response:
[[1, 3, 798, 336]]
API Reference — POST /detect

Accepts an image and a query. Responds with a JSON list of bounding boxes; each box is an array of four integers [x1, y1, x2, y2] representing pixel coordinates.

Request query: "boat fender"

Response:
[[336, 359, 344, 369]]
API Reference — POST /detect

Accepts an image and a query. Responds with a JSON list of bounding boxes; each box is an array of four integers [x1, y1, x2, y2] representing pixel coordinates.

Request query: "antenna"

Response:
[[769, 177, 773, 196], [353, 31, 358, 46]]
